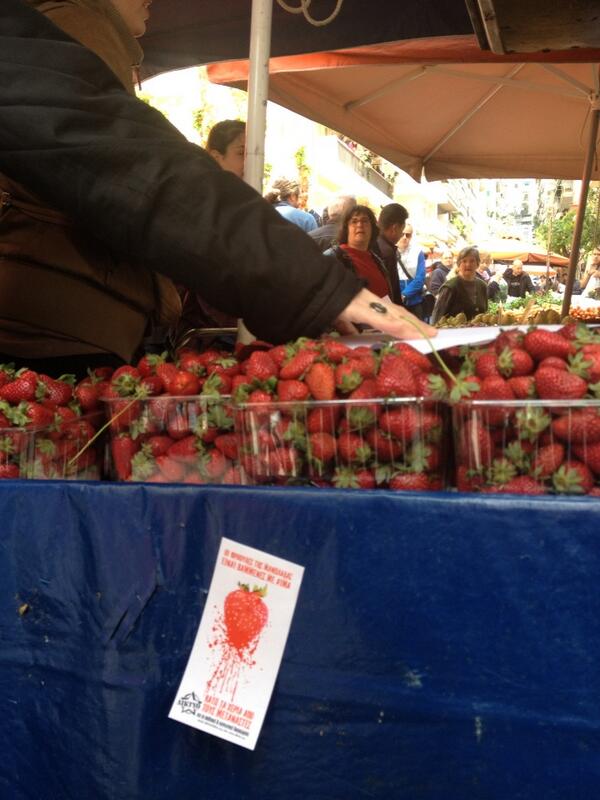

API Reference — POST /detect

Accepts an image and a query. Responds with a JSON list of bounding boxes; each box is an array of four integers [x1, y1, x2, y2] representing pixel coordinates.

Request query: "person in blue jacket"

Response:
[[396, 224, 427, 319], [264, 177, 317, 233]]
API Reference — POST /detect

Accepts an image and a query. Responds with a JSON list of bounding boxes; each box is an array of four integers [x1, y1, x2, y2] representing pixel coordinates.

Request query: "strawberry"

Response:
[[214, 433, 239, 460], [334, 362, 363, 394], [491, 475, 546, 495], [552, 410, 600, 444], [199, 448, 228, 480], [279, 349, 317, 380], [537, 356, 568, 372], [332, 466, 376, 489], [266, 344, 288, 368], [387, 342, 432, 373], [307, 432, 336, 463], [208, 357, 240, 379], [389, 472, 435, 491], [276, 379, 310, 403], [531, 442, 565, 478], [23, 402, 54, 428], [222, 466, 246, 485], [167, 435, 199, 464], [243, 350, 278, 382], [137, 352, 167, 377], [155, 454, 186, 482], [474, 352, 501, 379], [155, 362, 179, 392], [496, 347, 534, 378], [140, 375, 164, 396], [348, 350, 377, 377], [305, 362, 335, 401], [415, 372, 448, 400], [263, 446, 299, 477], [337, 431, 372, 464], [111, 434, 140, 480], [552, 460, 594, 494], [534, 368, 587, 400], [36, 374, 74, 407], [0, 369, 38, 403], [375, 355, 416, 398], [523, 329, 575, 362], [379, 406, 441, 441], [572, 441, 600, 475], [456, 464, 485, 492], [74, 381, 102, 411], [365, 428, 402, 462], [145, 435, 173, 457], [508, 375, 536, 399], [202, 372, 231, 396], [224, 583, 268, 652], [457, 419, 494, 468], [321, 338, 352, 363], [493, 329, 524, 354], [0, 463, 20, 479], [176, 350, 207, 376], [168, 370, 200, 396], [306, 406, 340, 434]]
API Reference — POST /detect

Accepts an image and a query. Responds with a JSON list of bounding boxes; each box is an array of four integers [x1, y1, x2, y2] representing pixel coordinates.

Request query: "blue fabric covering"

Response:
[[1, 481, 600, 799]]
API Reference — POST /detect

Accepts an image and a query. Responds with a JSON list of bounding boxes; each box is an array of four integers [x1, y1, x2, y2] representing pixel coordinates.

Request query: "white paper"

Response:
[[169, 538, 304, 750]]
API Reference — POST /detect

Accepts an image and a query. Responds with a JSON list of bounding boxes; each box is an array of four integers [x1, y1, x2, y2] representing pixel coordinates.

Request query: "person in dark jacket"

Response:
[[503, 259, 534, 297], [0, 0, 435, 362], [324, 205, 394, 299], [373, 202, 408, 306], [431, 247, 488, 324], [429, 250, 455, 296]]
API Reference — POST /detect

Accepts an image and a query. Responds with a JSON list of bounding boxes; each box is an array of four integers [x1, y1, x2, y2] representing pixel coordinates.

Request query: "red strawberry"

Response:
[[375, 355, 416, 398], [279, 349, 317, 380], [308, 432, 336, 463], [332, 466, 376, 489], [531, 442, 565, 478], [508, 375, 536, 399], [493, 475, 546, 495], [335, 362, 363, 394], [537, 356, 568, 371], [244, 350, 278, 382], [111, 434, 140, 480], [214, 433, 239, 460], [571, 441, 600, 475], [535, 368, 587, 400], [389, 472, 435, 491], [552, 460, 594, 494], [224, 583, 269, 652], [349, 351, 377, 378], [523, 329, 575, 362], [365, 428, 402, 462], [176, 350, 207, 375], [0, 370, 38, 403], [552, 410, 600, 444], [457, 419, 494, 468], [222, 466, 246, 485], [474, 352, 501, 379], [263, 446, 299, 477], [137, 352, 167, 377], [199, 448, 228, 480], [305, 362, 335, 401], [277, 379, 310, 402], [140, 375, 164, 396], [456, 464, 485, 492], [36, 375, 74, 407], [155, 455, 186, 482], [337, 431, 372, 464], [496, 347, 534, 378], [155, 362, 179, 392], [379, 406, 440, 441], [0, 463, 20, 479], [320, 338, 351, 363], [23, 402, 55, 428], [306, 406, 341, 434], [168, 370, 200, 396], [387, 342, 432, 373], [145, 435, 173, 457], [415, 372, 449, 400], [493, 329, 524, 354], [167, 435, 199, 464], [74, 381, 102, 411]]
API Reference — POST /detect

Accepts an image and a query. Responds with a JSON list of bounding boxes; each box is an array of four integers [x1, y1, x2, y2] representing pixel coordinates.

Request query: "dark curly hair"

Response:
[[338, 204, 379, 250]]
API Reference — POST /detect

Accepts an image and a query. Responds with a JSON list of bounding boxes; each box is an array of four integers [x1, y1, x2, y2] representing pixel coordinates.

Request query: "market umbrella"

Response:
[[207, 40, 600, 183], [474, 238, 569, 267]]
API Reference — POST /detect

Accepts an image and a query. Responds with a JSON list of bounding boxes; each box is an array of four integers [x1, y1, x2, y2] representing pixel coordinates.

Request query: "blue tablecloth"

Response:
[[1, 481, 599, 800]]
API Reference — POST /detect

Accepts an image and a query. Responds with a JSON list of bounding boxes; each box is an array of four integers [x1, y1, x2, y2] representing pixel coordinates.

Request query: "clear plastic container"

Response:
[[234, 396, 449, 490], [103, 394, 242, 484], [29, 411, 106, 480], [453, 399, 600, 496]]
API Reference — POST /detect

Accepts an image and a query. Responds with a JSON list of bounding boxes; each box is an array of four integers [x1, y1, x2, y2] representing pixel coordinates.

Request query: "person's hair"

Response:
[[264, 176, 301, 204], [338, 204, 379, 250], [206, 120, 246, 155], [378, 202, 409, 229], [479, 251, 492, 266], [457, 246, 480, 264], [327, 194, 356, 222]]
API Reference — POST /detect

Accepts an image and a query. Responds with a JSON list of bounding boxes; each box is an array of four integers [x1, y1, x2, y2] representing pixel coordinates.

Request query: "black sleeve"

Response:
[[0, 0, 364, 344], [429, 268, 444, 296], [525, 275, 534, 294]]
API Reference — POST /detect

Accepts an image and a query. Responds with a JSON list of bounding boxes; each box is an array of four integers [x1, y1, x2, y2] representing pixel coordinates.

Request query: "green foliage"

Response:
[[535, 187, 600, 258]]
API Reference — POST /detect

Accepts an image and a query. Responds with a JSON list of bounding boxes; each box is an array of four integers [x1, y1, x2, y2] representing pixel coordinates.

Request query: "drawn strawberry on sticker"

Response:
[[224, 583, 269, 653]]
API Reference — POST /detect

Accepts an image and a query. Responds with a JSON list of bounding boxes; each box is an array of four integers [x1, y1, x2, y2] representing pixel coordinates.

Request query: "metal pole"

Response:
[[238, 0, 274, 343], [561, 97, 600, 319]]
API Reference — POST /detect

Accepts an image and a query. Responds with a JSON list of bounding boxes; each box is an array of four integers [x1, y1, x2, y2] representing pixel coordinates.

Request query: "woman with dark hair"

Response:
[[430, 246, 488, 324], [324, 205, 394, 298], [206, 120, 246, 179]]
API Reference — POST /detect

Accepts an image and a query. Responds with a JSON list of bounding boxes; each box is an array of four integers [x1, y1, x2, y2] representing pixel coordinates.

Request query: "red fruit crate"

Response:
[[453, 399, 600, 496], [29, 410, 106, 480], [103, 394, 244, 484], [234, 397, 450, 490]]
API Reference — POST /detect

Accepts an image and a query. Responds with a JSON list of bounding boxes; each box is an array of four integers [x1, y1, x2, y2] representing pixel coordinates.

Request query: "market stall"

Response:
[[3, 480, 600, 800]]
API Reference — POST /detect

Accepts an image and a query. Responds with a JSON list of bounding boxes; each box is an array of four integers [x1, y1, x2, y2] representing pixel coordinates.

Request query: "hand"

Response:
[[334, 289, 437, 340]]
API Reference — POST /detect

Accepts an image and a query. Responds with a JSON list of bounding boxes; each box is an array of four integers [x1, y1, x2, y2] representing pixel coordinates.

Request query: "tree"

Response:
[[535, 187, 600, 261]]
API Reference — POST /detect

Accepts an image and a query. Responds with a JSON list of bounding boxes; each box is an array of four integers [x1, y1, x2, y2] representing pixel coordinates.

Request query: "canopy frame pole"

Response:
[[561, 84, 600, 319], [238, 0, 274, 344]]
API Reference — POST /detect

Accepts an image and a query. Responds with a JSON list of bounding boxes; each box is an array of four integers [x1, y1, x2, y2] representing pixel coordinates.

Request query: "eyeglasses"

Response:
[[401, 232, 413, 238]]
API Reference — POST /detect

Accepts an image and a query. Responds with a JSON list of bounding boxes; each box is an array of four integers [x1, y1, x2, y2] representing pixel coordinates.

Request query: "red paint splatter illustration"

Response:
[[206, 583, 269, 701]]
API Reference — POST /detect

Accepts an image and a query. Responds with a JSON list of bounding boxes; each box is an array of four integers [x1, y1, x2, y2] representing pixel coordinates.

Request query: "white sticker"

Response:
[[169, 537, 304, 750]]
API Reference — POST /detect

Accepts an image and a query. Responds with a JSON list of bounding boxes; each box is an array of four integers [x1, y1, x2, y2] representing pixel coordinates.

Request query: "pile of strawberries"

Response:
[[101, 349, 242, 484], [450, 324, 600, 495], [0, 364, 110, 479], [233, 337, 448, 490]]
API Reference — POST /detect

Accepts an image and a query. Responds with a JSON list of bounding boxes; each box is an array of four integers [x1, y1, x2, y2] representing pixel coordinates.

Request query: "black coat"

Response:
[[0, 0, 364, 345]]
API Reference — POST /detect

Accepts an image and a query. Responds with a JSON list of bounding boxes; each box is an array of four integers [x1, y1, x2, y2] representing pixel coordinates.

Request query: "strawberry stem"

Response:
[[66, 394, 142, 471]]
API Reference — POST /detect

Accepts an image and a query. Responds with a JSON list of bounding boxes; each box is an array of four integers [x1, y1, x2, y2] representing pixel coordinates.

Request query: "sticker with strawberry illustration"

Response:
[[169, 538, 304, 750]]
